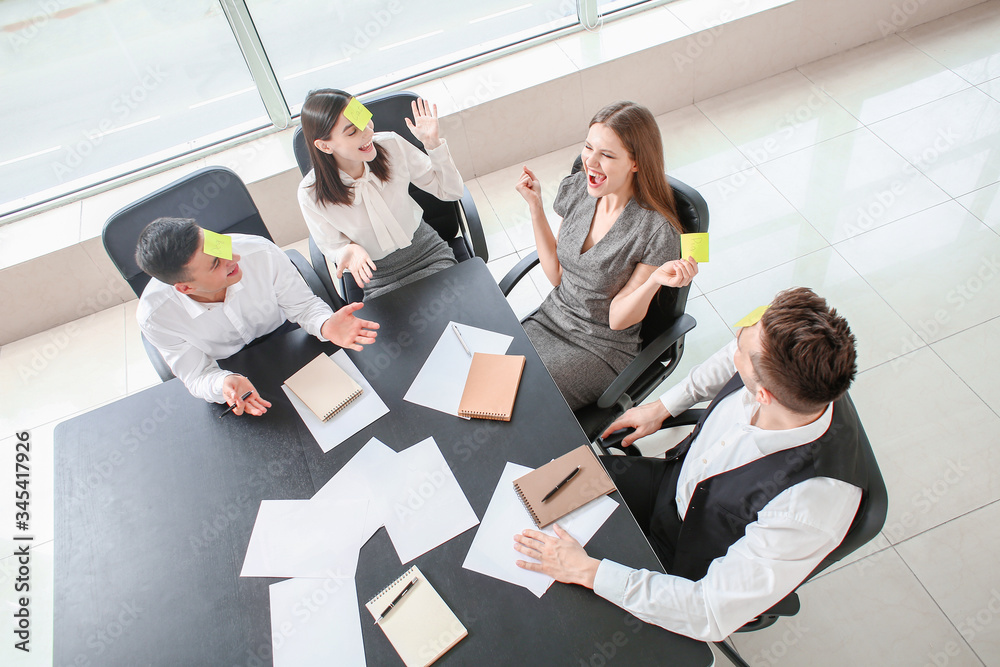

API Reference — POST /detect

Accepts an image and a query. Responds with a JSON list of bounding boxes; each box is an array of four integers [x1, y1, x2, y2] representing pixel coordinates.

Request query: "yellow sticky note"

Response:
[[343, 98, 372, 131], [681, 233, 709, 263], [202, 229, 232, 260], [733, 305, 769, 328]]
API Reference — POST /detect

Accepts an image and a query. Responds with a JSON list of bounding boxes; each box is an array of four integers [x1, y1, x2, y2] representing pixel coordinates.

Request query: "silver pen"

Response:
[[452, 323, 472, 357]]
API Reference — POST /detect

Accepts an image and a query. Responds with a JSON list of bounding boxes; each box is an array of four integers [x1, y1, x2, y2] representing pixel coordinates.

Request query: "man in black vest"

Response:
[[513, 287, 865, 641]]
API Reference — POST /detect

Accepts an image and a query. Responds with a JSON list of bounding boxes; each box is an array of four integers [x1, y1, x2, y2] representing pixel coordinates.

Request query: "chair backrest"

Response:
[[292, 91, 463, 243], [569, 155, 709, 347], [807, 394, 888, 579], [103, 167, 271, 297]]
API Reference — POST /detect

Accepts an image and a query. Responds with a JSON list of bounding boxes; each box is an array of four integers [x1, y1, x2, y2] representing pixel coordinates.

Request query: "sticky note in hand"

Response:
[[681, 233, 709, 263], [343, 98, 373, 131], [203, 229, 233, 260], [733, 305, 769, 329]]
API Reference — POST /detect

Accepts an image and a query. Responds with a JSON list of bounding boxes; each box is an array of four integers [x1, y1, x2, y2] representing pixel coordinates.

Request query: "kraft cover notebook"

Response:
[[283, 352, 362, 422], [458, 353, 525, 421], [513, 445, 615, 528], [366, 565, 467, 667]]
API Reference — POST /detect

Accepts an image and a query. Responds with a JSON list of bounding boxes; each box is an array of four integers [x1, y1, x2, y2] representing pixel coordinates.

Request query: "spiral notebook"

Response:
[[365, 565, 467, 667], [457, 353, 525, 421], [283, 352, 362, 422], [513, 445, 615, 528]]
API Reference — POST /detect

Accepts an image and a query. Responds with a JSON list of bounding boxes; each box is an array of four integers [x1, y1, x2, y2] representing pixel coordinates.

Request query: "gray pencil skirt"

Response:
[[362, 221, 457, 300]]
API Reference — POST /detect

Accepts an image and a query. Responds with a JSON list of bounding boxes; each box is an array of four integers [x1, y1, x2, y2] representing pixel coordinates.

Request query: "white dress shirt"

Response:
[[593, 339, 863, 641], [297, 132, 464, 264], [137, 235, 334, 404]]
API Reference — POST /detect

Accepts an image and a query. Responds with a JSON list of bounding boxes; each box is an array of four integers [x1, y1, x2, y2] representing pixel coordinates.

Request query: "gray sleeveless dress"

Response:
[[522, 172, 680, 410]]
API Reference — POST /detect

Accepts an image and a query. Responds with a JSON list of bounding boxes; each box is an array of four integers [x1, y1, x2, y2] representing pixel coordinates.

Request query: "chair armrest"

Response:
[[141, 333, 174, 383], [460, 186, 489, 263], [307, 237, 346, 306], [659, 409, 706, 429], [286, 249, 346, 311], [596, 407, 707, 455], [596, 314, 697, 409], [498, 250, 540, 296]]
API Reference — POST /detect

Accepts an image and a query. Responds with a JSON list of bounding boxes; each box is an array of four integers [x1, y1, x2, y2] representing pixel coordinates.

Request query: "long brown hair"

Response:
[[590, 102, 682, 233], [300, 88, 391, 207]]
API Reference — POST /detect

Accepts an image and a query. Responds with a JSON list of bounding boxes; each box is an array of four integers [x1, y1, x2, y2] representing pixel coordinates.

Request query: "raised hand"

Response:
[[651, 257, 698, 288], [321, 302, 379, 351], [337, 243, 377, 289], [514, 166, 542, 209], [403, 98, 442, 149]]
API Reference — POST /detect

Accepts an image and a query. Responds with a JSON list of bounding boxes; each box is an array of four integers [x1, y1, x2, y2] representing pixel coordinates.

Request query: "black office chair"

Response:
[[292, 90, 488, 303], [500, 156, 709, 444], [103, 166, 343, 382], [602, 394, 888, 666]]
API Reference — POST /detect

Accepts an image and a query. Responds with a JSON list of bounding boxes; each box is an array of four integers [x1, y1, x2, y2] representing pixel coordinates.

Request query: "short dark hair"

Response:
[[752, 287, 857, 414], [135, 217, 201, 285]]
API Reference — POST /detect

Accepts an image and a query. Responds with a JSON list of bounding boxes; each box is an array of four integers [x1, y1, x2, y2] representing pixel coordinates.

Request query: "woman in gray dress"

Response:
[[515, 101, 698, 410]]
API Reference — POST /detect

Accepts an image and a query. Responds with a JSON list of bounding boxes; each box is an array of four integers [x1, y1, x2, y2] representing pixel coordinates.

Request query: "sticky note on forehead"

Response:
[[733, 305, 769, 328], [202, 229, 233, 260], [343, 98, 372, 131], [680, 233, 709, 263]]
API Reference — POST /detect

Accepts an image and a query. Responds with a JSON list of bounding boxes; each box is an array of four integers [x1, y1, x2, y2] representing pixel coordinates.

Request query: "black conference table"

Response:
[[54, 258, 712, 667]]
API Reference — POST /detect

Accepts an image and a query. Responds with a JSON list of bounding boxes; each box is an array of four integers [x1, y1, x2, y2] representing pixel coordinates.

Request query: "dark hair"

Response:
[[589, 101, 682, 234], [135, 217, 201, 285], [300, 88, 391, 207], [752, 287, 857, 415]]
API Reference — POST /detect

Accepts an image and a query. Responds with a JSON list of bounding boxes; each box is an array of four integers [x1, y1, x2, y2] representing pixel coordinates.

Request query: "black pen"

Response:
[[375, 577, 418, 624], [219, 390, 253, 419], [542, 466, 581, 502]]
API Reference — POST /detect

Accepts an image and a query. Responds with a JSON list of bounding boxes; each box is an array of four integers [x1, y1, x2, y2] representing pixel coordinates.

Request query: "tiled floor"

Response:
[[4, 3, 1000, 665]]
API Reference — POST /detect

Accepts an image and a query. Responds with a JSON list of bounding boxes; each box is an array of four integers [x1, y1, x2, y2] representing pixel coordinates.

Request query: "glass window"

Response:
[[0, 0, 268, 216], [245, 0, 577, 112]]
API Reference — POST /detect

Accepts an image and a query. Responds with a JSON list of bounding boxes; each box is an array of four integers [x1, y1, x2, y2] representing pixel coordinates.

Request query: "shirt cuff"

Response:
[[660, 390, 692, 418], [593, 559, 636, 605]]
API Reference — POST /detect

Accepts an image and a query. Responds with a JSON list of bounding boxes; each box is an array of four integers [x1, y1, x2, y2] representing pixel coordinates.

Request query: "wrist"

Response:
[[580, 557, 601, 589]]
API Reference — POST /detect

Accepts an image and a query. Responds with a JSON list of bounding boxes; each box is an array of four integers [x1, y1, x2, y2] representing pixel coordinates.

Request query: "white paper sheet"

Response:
[[282, 349, 389, 453], [462, 461, 619, 597], [403, 321, 514, 417], [270, 577, 365, 667], [241, 498, 368, 578], [382, 437, 481, 564], [312, 437, 396, 544]]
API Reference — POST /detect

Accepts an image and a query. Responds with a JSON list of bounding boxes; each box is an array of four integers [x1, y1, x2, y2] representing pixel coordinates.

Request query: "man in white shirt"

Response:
[[136, 217, 379, 415], [513, 287, 866, 641]]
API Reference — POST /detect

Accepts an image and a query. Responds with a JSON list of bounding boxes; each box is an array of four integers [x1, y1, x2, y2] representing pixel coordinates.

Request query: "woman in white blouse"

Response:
[[297, 89, 465, 299]]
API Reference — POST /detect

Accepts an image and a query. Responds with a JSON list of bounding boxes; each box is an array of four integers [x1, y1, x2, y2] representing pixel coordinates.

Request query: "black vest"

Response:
[[666, 374, 868, 581]]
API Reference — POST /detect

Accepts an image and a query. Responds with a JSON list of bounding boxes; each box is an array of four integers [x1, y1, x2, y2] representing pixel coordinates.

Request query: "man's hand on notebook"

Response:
[[323, 302, 380, 352], [223, 374, 271, 416], [513, 524, 600, 589]]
